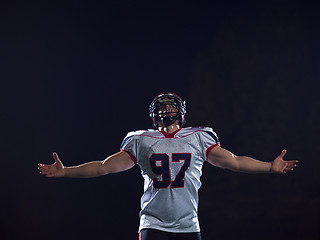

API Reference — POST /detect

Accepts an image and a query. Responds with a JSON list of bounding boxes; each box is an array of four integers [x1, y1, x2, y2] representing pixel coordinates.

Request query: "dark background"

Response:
[[1, 1, 319, 240]]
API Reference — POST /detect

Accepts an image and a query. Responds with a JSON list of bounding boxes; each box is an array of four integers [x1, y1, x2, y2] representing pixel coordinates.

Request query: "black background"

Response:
[[1, 1, 319, 240]]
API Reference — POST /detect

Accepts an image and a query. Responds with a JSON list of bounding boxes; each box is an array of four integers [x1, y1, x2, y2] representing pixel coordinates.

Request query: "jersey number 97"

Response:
[[149, 153, 191, 189]]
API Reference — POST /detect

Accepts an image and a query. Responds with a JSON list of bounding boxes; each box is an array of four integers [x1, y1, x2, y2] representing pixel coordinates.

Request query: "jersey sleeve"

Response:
[[120, 131, 138, 164], [198, 127, 220, 159]]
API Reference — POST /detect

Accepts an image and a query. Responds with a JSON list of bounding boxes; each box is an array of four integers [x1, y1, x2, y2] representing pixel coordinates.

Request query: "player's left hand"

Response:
[[271, 149, 298, 174]]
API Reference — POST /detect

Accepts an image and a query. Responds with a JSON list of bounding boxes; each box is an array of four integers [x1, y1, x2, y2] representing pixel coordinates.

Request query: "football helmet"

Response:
[[149, 92, 186, 127]]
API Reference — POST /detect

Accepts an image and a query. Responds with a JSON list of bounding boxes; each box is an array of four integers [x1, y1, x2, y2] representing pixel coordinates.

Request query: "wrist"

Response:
[[269, 162, 274, 173], [62, 167, 70, 177]]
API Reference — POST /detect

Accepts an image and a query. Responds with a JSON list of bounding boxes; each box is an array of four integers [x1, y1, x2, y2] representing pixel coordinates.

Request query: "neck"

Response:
[[157, 121, 181, 134]]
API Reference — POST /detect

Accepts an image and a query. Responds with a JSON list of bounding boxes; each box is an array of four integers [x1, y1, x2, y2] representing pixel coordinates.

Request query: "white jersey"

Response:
[[120, 127, 219, 233]]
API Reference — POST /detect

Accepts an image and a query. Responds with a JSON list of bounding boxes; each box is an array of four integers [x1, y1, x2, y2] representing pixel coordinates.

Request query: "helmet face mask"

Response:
[[149, 93, 186, 128], [158, 101, 178, 116]]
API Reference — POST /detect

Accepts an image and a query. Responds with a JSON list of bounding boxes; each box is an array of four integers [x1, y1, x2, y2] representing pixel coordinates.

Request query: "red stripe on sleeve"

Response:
[[121, 149, 137, 164], [206, 143, 220, 158]]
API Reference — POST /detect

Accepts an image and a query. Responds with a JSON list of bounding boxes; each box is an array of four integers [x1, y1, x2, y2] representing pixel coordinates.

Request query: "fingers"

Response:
[[286, 160, 298, 171], [53, 152, 64, 167], [38, 164, 50, 171], [38, 152, 60, 177], [37, 152, 59, 168], [38, 164, 52, 176], [279, 149, 287, 159], [53, 152, 59, 163], [38, 152, 65, 177], [280, 159, 298, 174], [38, 164, 59, 177], [38, 163, 51, 168], [273, 149, 298, 174]]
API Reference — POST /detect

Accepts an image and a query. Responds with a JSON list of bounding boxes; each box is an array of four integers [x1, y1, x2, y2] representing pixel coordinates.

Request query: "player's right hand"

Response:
[[38, 152, 65, 177]]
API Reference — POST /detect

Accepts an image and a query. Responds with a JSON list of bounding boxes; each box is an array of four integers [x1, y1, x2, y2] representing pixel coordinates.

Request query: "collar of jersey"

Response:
[[158, 128, 182, 138]]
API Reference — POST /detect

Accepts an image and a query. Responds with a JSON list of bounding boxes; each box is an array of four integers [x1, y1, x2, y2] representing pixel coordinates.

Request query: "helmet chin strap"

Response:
[[159, 116, 178, 127]]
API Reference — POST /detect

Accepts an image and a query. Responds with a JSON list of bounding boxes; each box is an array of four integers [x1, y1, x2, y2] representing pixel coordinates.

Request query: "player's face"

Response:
[[158, 103, 179, 117]]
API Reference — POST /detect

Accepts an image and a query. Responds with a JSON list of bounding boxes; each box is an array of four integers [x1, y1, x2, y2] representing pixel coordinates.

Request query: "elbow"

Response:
[[216, 156, 241, 172], [228, 155, 241, 172], [98, 161, 110, 176], [221, 163, 240, 172]]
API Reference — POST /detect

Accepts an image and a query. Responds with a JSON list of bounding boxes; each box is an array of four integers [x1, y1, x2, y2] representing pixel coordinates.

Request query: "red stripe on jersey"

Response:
[[159, 128, 182, 138], [121, 149, 137, 164], [206, 143, 220, 158]]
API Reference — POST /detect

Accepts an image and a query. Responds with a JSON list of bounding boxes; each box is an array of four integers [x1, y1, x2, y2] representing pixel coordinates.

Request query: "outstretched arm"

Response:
[[38, 151, 135, 178], [207, 146, 297, 174]]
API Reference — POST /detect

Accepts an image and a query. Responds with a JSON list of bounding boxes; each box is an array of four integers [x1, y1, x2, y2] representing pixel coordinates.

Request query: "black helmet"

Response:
[[149, 92, 186, 128]]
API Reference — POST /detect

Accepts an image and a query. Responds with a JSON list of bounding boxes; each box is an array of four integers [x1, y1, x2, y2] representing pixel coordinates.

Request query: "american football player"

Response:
[[38, 92, 298, 240]]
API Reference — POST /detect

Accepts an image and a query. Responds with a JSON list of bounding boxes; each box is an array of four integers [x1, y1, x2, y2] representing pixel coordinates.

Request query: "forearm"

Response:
[[39, 151, 134, 178], [208, 147, 273, 173], [63, 152, 134, 178], [64, 161, 105, 178], [233, 156, 272, 173], [208, 147, 296, 174]]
